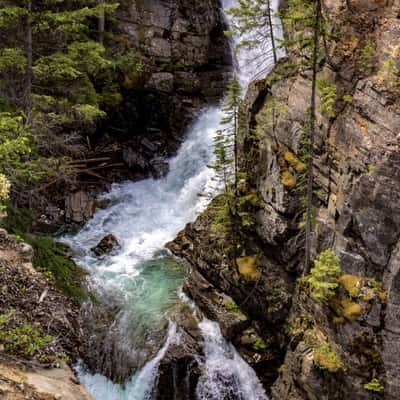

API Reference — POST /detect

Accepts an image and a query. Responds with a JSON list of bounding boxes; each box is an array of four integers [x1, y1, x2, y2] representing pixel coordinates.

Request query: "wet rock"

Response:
[[156, 307, 202, 400], [122, 146, 148, 170], [184, 270, 249, 340], [91, 234, 120, 256], [65, 191, 95, 224], [150, 157, 169, 178]]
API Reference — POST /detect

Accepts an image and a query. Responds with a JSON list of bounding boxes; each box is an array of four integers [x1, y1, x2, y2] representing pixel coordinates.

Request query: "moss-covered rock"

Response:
[[237, 256, 262, 282]]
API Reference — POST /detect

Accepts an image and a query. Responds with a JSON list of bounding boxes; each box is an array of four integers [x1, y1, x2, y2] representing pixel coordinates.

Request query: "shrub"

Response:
[[308, 250, 341, 300], [314, 343, 344, 373], [0, 173, 10, 219], [0, 311, 53, 358], [364, 378, 384, 394]]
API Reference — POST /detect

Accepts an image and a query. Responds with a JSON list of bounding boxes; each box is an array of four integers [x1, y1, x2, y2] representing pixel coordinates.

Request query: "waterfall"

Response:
[[77, 323, 178, 400], [196, 320, 268, 400], [64, 1, 283, 398]]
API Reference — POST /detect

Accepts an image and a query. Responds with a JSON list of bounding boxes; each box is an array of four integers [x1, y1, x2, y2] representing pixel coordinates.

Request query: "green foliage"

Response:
[[377, 57, 400, 92], [227, 0, 278, 66], [224, 300, 246, 318], [359, 40, 376, 73], [25, 235, 87, 303], [255, 98, 288, 139], [342, 94, 353, 104], [279, 0, 317, 56], [364, 379, 384, 394], [314, 343, 344, 373], [0, 48, 27, 75], [0, 311, 53, 358], [0, 174, 10, 218], [307, 249, 341, 300], [253, 337, 268, 352], [317, 78, 337, 118]]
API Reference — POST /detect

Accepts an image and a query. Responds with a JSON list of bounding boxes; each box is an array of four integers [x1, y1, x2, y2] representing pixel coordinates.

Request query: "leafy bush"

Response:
[[0, 311, 53, 358]]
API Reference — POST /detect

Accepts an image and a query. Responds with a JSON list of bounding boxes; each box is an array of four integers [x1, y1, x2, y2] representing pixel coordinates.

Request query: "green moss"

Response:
[[314, 343, 344, 373], [253, 337, 268, 352], [224, 300, 246, 319], [0, 311, 53, 358], [364, 379, 384, 394], [25, 235, 87, 303]]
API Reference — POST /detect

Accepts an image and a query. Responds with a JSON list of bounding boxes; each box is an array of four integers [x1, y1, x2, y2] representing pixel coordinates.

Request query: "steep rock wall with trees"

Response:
[[170, 0, 400, 398]]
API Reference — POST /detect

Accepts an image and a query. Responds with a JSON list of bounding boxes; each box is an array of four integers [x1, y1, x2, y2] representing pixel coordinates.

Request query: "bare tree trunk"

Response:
[[305, 0, 321, 274], [267, 0, 277, 64], [98, 0, 105, 45], [25, 0, 33, 122]]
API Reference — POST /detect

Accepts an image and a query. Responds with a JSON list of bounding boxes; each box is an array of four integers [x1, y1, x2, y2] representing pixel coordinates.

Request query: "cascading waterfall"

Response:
[[64, 1, 283, 398], [196, 320, 268, 400]]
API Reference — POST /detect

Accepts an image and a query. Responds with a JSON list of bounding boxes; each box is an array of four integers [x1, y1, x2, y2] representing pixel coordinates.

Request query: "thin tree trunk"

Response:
[[305, 0, 321, 274], [267, 0, 277, 64], [234, 105, 238, 199], [98, 0, 105, 45], [25, 0, 33, 122]]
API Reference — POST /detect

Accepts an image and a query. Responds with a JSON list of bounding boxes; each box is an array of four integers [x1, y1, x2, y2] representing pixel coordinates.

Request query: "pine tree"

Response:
[[278, 0, 325, 273], [209, 75, 243, 271], [307, 249, 341, 300], [227, 0, 278, 76]]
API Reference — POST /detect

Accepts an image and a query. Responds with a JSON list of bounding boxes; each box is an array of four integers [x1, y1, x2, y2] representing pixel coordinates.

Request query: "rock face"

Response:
[[171, 0, 400, 399], [0, 359, 91, 400], [107, 0, 232, 158]]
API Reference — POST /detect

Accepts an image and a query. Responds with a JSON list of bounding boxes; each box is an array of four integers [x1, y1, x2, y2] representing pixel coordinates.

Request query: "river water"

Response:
[[63, 1, 283, 399]]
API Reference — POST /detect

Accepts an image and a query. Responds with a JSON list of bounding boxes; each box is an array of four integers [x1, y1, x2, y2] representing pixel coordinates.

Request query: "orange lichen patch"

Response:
[[340, 299, 362, 322], [281, 170, 296, 190], [237, 256, 261, 282], [284, 151, 306, 173], [339, 274, 363, 298], [362, 288, 376, 302]]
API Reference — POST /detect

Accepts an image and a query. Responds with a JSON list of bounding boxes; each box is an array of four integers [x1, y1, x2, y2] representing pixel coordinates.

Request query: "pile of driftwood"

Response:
[[36, 156, 124, 193]]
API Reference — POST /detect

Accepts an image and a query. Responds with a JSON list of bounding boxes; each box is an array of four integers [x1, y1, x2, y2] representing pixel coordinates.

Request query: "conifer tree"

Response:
[[210, 75, 243, 271], [227, 0, 278, 76], [279, 0, 325, 273], [307, 249, 341, 300]]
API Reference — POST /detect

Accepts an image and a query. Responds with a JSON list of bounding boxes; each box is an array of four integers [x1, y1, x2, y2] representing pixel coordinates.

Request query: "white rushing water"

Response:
[[77, 323, 178, 400], [64, 0, 283, 398], [197, 320, 268, 400]]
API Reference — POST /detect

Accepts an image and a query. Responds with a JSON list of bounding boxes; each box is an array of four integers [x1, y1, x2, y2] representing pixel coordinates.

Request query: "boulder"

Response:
[[91, 234, 120, 256]]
